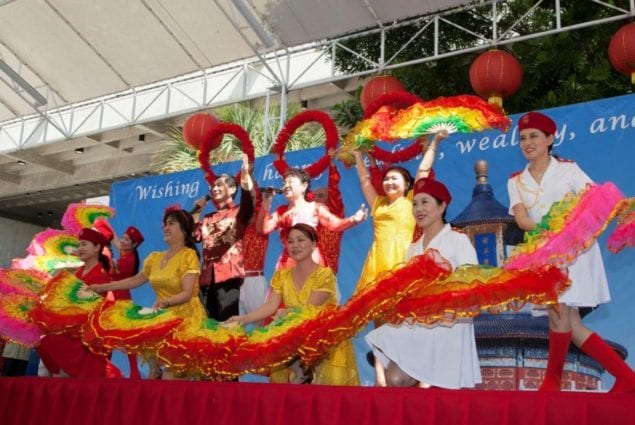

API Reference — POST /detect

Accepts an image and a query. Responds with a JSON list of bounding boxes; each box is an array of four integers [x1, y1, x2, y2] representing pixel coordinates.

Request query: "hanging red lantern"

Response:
[[182, 113, 222, 150], [469, 49, 523, 107], [359, 76, 407, 112], [608, 22, 635, 84]]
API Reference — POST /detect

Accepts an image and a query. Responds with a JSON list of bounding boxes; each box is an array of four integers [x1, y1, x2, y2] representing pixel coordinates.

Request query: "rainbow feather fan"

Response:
[[158, 318, 247, 379], [0, 294, 42, 347], [298, 253, 568, 367], [220, 307, 326, 378], [27, 229, 79, 257], [169, 250, 564, 375], [342, 94, 511, 153], [81, 299, 184, 357], [61, 202, 114, 234], [14, 228, 82, 273], [504, 182, 625, 271], [0, 268, 48, 297], [299, 250, 452, 366], [29, 271, 103, 338], [608, 198, 635, 254], [383, 264, 570, 326], [12, 254, 82, 275]]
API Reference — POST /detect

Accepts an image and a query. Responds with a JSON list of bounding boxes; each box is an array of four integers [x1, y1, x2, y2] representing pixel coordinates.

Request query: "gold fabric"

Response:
[[354, 195, 415, 294]]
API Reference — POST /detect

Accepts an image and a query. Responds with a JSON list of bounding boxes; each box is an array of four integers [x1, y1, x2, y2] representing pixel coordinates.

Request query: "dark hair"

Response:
[[284, 168, 311, 200], [98, 248, 111, 273], [288, 223, 319, 243], [535, 130, 556, 154], [132, 249, 140, 274], [434, 196, 448, 224], [163, 209, 200, 258], [215, 174, 238, 199], [383, 166, 413, 195]]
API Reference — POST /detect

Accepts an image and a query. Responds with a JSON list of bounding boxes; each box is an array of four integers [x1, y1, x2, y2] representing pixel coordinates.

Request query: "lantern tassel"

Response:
[[488, 95, 503, 108]]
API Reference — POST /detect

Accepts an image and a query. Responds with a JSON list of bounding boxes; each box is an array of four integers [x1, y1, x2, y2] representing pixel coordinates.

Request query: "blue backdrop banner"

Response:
[[110, 93, 635, 384]]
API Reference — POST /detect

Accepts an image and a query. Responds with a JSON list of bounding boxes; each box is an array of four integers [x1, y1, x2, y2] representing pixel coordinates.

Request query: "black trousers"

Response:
[[203, 277, 242, 322], [1, 358, 28, 377]]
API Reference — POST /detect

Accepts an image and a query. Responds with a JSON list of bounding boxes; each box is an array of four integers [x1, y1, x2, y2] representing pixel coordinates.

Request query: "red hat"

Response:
[[79, 228, 108, 247], [413, 177, 451, 206], [518, 111, 557, 135], [92, 218, 114, 242], [125, 226, 144, 246]]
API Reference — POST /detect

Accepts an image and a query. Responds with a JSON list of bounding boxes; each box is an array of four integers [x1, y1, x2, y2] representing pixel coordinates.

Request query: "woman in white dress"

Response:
[[365, 177, 482, 388], [508, 111, 635, 392]]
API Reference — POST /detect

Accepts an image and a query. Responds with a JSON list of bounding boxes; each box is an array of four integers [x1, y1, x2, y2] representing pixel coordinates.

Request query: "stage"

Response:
[[0, 377, 633, 425]]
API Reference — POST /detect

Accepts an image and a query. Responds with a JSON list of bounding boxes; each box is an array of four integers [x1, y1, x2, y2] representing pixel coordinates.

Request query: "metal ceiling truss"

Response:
[[0, 0, 633, 155]]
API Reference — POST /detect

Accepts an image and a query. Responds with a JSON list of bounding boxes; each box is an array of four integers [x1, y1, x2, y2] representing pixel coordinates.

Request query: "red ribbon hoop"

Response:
[[363, 91, 424, 164], [370, 139, 423, 164], [197, 123, 255, 188], [273, 110, 338, 178]]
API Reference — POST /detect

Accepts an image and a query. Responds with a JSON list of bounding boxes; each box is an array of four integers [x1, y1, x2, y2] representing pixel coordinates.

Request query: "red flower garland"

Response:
[[273, 110, 338, 178], [370, 138, 423, 164], [197, 123, 255, 188]]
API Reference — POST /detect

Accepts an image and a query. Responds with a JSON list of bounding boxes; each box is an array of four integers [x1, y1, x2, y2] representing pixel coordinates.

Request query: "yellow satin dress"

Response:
[[269, 266, 359, 385], [354, 194, 415, 294], [142, 248, 207, 324]]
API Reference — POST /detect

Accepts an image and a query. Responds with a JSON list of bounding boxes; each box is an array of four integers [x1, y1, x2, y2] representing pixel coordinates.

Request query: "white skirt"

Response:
[[559, 242, 610, 307], [365, 320, 482, 389]]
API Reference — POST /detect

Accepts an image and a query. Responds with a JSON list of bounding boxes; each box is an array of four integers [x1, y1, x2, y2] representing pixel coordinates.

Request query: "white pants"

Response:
[[239, 274, 268, 315]]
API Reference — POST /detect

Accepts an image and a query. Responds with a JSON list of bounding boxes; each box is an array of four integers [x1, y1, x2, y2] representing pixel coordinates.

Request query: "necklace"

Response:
[[515, 175, 542, 210]]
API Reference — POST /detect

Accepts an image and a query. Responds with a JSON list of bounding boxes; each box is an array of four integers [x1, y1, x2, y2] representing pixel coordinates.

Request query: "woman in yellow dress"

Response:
[[90, 207, 206, 379], [226, 223, 359, 385], [352, 131, 447, 294]]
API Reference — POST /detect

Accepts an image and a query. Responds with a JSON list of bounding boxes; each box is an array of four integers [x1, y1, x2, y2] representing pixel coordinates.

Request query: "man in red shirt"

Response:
[[192, 155, 254, 321]]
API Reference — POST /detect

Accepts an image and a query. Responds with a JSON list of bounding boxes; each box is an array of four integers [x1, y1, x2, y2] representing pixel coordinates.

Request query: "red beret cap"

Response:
[[125, 226, 144, 245], [518, 111, 557, 135], [413, 177, 452, 206], [79, 228, 108, 247]]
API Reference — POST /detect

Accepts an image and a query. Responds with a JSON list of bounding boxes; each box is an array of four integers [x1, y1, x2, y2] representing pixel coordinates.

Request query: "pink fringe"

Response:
[[505, 183, 625, 271]]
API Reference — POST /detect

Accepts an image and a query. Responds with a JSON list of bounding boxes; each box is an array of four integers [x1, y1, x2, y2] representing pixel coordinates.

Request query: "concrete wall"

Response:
[[0, 217, 43, 268]]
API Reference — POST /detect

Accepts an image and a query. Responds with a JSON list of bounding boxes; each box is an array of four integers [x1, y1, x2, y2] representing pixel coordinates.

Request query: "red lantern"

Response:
[[608, 22, 635, 84], [360, 76, 407, 111], [182, 113, 222, 150], [469, 49, 523, 107]]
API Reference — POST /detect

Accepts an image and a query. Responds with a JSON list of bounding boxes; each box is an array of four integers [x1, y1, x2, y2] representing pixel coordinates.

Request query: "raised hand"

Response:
[[352, 203, 369, 223]]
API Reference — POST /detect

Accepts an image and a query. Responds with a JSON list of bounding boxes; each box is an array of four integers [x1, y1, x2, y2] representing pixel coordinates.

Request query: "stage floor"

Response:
[[1, 377, 634, 425]]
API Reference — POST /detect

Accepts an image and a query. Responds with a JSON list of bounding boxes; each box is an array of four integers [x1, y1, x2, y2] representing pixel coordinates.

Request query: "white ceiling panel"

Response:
[[256, 0, 375, 45], [0, 0, 127, 101], [151, 0, 257, 67], [369, 0, 470, 22], [50, 0, 199, 86]]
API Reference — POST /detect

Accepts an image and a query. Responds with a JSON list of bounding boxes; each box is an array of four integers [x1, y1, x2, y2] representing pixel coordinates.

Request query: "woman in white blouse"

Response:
[[507, 111, 635, 392]]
